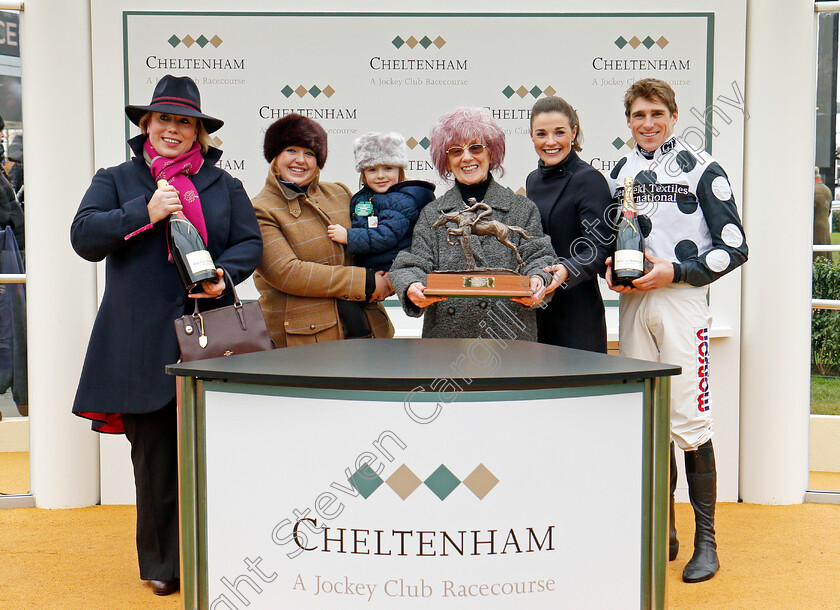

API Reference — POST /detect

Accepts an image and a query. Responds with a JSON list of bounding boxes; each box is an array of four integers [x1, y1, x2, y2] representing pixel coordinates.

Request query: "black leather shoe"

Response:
[[150, 580, 179, 596]]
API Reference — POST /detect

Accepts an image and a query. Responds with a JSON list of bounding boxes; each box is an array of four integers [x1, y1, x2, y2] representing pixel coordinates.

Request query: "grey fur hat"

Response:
[[353, 132, 408, 172]]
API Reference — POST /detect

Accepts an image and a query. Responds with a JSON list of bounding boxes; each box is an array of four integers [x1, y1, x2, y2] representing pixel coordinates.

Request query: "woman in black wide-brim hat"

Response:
[[70, 75, 262, 596]]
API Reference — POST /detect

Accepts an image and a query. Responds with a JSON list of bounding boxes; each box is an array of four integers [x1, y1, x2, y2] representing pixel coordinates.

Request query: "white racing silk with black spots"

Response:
[[607, 137, 747, 286]]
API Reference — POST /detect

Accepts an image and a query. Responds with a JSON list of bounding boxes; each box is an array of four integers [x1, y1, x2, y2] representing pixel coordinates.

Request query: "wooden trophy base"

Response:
[[424, 269, 531, 298]]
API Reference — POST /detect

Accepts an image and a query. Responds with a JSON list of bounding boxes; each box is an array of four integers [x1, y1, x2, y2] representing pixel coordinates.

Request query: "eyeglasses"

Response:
[[445, 144, 487, 158]]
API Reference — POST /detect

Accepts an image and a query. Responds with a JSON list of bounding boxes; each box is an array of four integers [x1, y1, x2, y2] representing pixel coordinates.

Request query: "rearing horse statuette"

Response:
[[431, 198, 531, 269]]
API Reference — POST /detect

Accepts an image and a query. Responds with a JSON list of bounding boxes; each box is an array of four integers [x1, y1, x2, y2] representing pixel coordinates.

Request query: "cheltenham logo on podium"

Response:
[[349, 463, 499, 501]]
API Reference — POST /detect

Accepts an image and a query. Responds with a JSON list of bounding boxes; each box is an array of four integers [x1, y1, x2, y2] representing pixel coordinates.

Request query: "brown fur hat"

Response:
[[263, 114, 328, 168]]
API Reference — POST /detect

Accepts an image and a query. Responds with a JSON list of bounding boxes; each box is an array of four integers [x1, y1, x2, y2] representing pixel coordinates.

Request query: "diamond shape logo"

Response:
[[424, 464, 460, 501], [433, 36, 446, 49], [210, 35, 223, 48], [614, 36, 627, 49], [642, 36, 655, 49], [349, 464, 384, 499], [387, 464, 423, 500], [516, 86, 528, 98], [420, 35, 433, 49], [182, 35, 195, 48], [295, 85, 308, 97], [196, 35, 209, 48], [211, 136, 223, 148], [392, 36, 405, 49], [406, 137, 419, 150], [626, 137, 635, 149], [529, 86, 542, 98], [516, 187, 527, 197], [502, 86, 515, 99], [656, 36, 669, 49], [309, 85, 322, 98], [406, 36, 419, 49], [322, 85, 335, 98], [612, 137, 626, 150], [463, 464, 499, 500], [281, 85, 294, 98], [628, 36, 642, 49], [418, 137, 430, 150], [544, 85, 556, 97], [167, 34, 181, 48]]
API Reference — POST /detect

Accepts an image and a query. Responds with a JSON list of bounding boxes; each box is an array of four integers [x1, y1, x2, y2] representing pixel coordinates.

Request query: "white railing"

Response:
[[813, 299, 840, 310]]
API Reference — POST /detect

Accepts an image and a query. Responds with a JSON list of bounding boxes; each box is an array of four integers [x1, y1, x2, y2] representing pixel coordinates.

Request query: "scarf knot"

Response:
[[144, 138, 208, 244]]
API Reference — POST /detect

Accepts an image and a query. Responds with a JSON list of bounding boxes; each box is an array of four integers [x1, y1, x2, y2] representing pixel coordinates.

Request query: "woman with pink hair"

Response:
[[390, 107, 557, 339]]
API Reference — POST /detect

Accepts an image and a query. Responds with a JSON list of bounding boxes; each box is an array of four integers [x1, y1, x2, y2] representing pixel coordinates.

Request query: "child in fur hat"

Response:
[[327, 132, 435, 271]]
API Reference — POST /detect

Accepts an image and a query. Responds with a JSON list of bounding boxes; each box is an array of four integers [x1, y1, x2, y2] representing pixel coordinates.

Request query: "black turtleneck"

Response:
[[279, 179, 307, 194], [527, 150, 579, 221], [455, 175, 493, 202]]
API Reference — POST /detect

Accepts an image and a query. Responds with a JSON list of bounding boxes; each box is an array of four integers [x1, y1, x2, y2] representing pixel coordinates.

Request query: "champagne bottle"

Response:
[[613, 176, 645, 287], [159, 179, 217, 291]]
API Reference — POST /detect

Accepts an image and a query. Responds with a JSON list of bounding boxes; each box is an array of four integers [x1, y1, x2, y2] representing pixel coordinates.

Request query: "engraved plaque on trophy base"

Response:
[[424, 269, 531, 297]]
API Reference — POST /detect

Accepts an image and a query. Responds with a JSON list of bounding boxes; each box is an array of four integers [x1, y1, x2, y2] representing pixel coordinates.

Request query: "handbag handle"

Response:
[[191, 268, 241, 313], [191, 268, 250, 332]]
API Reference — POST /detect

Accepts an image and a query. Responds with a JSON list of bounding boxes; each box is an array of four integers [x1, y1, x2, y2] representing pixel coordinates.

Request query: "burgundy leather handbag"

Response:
[[174, 269, 274, 362]]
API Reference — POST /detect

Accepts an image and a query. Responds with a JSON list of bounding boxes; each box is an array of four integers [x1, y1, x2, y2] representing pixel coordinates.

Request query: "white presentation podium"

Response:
[[168, 338, 677, 610]]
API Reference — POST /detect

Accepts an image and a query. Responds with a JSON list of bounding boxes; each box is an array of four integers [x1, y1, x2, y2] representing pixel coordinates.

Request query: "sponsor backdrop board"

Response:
[[118, 11, 722, 198], [203, 385, 644, 608]]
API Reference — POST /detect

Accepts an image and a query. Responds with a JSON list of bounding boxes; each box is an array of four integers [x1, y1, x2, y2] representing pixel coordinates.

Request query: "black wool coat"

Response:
[[526, 150, 612, 353], [71, 135, 262, 427]]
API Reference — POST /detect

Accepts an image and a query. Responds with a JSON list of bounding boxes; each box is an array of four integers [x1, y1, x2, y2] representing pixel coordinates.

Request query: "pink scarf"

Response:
[[144, 138, 208, 244]]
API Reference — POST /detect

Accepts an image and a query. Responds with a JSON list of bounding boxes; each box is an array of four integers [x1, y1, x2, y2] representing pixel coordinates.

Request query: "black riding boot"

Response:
[[682, 439, 719, 583], [669, 441, 679, 561]]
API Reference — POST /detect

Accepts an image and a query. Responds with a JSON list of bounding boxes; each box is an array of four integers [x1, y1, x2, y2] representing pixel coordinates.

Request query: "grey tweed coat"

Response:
[[390, 179, 556, 340]]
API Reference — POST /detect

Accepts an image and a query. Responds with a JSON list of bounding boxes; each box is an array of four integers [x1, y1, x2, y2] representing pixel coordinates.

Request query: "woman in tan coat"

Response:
[[252, 114, 393, 347]]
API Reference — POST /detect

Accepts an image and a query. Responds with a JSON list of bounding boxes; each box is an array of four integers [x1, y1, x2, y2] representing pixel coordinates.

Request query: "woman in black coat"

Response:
[[527, 97, 612, 353], [70, 75, 262, 596]]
